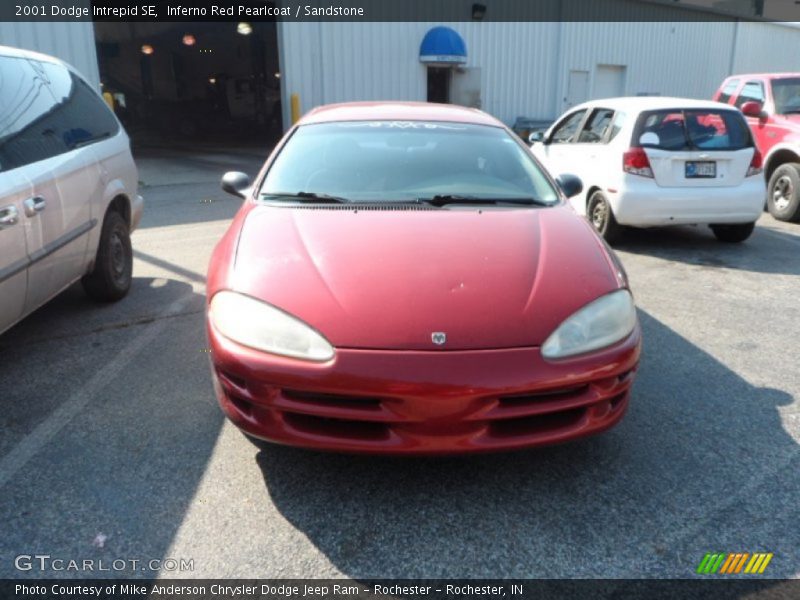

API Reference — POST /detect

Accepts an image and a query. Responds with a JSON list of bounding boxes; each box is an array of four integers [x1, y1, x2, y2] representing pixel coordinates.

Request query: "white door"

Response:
[[568, 107, 619, 215], [564, 70, 589, 110], [533, 108, 588, 179], [451, 68, 481, 109], [0, 170, 30, 334], [594, 65, 626, 100]]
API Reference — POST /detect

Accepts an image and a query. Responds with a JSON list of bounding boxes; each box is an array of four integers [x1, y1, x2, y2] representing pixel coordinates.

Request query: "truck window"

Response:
[[735, 81, 765, 108], [771, 78, 800, 115], [717, 79, 739, 103]]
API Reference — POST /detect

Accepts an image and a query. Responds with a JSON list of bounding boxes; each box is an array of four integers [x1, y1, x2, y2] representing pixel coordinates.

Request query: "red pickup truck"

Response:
[[714, 74, 800, 222]]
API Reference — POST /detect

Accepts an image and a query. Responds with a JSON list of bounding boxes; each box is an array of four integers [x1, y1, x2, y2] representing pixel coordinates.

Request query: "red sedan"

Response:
[[206, 102, 641, 454]]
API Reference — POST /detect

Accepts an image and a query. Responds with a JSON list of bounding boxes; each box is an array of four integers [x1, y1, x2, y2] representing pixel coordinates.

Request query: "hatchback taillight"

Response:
[[747, 147, 763, 177], [623, 147, 653, 178]]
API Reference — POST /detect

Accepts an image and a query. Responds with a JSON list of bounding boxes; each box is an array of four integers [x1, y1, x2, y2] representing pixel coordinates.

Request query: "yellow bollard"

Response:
[[290, 93, 300, 125], [102, 91, 115, 111]]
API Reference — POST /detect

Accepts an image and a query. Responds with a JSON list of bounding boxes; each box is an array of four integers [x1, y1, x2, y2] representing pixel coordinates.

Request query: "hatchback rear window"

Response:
[[632, 109, 751, 151]]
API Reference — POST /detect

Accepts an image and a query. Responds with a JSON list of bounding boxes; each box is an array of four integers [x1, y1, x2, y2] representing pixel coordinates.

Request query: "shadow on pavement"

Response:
[[132, 146, 264, 231], [613, 222, 800, 276], [255, 309, 798, 579], [0, 277, 224, 578]]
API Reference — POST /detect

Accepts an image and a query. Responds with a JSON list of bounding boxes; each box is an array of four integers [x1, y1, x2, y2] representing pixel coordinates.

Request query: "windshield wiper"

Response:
[[260, 191, 352, 204], [419, 194, 549, 207]]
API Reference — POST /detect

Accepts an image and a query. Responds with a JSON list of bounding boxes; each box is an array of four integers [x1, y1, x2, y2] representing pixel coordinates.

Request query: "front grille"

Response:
[[282, 389, 382, 411], [228, 392, 254, 418], [488, 406, 587, 438], [219, 369, 247, 390], [216, 367, 632, 447], [284, 413, 390, 441], [498, 384, 589, 407]]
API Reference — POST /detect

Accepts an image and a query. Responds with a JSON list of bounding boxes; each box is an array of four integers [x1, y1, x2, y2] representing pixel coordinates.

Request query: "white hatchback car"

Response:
[[530, 97, 765, 243], [0, 46, 142, 334]]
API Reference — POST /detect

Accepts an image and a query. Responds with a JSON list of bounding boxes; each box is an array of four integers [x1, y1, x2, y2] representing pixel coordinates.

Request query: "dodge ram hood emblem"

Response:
[[431, 332, 447, 346]]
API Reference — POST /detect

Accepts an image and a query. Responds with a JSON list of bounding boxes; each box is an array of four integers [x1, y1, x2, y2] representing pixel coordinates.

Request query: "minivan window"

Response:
[[0, 57, 118, 172], [771, 77, 800, 115], [633, 109, 751, 151], [42, 62, 119, 149], [0, 56, 62, 172], [260, 121, 560, 204]]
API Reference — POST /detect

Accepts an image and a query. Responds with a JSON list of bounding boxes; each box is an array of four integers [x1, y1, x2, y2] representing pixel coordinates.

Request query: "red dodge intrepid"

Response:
[[206, 102, 641, 454]]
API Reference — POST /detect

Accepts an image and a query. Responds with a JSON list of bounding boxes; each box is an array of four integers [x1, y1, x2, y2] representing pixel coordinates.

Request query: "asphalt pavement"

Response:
[[0, 146, 797, 580]]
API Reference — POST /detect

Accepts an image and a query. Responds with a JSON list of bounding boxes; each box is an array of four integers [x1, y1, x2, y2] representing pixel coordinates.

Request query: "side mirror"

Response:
[[221, 171, 251, 198], [528, 131, 545, 144], [555, 173, 583, 199], [741, 101, 766, 119]]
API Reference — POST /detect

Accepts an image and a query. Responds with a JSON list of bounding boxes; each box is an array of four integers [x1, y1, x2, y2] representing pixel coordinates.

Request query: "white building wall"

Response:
[[0, 21, 100, 88], [279, 21, 560, 126], [731, 21, 800, 73], [279, 18, 800, 129], [555, 21, 737, 107]]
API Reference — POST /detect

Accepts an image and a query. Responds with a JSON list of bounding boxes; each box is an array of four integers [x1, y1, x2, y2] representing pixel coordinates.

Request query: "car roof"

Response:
[[0, 44, 64, 67], [299, 101, 504, 127], [569, 96, 737, 114], [725, 73, 800, 80]]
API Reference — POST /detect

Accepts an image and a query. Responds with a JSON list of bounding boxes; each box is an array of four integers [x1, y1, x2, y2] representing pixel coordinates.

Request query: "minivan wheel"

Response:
[[82, 211, 133, 302], [767, 163, 800, 222], [587, 191, 624, 243], [710, 222, 755, 243]]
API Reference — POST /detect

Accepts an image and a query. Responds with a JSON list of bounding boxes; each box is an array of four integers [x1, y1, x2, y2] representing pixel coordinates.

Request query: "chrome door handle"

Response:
[[0, 205, 19, 227], [23, 196, 46, 217]]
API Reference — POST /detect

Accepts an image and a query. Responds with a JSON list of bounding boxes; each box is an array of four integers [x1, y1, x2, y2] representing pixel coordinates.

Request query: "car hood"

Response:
[[230, 204, 622, 350]]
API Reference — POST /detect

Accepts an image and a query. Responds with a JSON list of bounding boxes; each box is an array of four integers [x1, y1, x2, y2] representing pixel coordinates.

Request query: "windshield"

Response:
[[259, 121, 559, 204], [632, 109, 751, 151], [771, 78, 800, 114]]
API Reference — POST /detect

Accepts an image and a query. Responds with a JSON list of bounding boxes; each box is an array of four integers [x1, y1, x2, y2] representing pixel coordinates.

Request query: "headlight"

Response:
[[541, 290, 636, 360], [209, 291, 334, 361]]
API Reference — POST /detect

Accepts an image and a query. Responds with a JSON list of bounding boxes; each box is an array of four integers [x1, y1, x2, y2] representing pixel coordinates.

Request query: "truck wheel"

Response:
[[587, 191, 624, 243], [82, 211, 132, 302], [710, 222, 755, 243], [767, 163, 800, 222]]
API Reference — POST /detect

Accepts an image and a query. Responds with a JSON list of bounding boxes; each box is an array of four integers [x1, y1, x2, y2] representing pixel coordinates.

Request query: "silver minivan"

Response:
[[0, 45, 143, 334]]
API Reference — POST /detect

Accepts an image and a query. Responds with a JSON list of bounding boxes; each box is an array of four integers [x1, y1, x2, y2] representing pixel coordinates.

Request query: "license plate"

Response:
[[685, 161, 716, 178]]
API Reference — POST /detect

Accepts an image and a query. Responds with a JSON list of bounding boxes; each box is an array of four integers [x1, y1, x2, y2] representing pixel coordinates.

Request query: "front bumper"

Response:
[[208, 323, 641, 455]]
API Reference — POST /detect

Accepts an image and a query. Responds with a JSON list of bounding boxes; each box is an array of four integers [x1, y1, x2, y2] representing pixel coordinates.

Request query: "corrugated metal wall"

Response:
[[279, 16, 800, 128], [732, 21, 800, 73], [278, 21, 559, 123], [0, 21, 100, 88]]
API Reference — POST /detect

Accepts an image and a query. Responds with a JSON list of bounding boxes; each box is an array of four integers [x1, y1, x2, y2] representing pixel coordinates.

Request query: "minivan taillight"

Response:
[[623, 147, 653, 178], [747, 147, 763, 177]]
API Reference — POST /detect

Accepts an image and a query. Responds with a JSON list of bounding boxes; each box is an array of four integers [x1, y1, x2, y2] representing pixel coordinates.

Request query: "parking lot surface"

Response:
[[0, 147, 797, 579]]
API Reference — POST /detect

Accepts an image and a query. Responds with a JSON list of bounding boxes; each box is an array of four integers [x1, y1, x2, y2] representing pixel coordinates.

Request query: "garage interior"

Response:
[[93, 22, 282, 147]]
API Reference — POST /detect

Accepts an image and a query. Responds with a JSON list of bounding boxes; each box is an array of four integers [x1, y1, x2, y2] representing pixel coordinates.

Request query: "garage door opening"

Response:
[[94, 22, 282, 148]]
